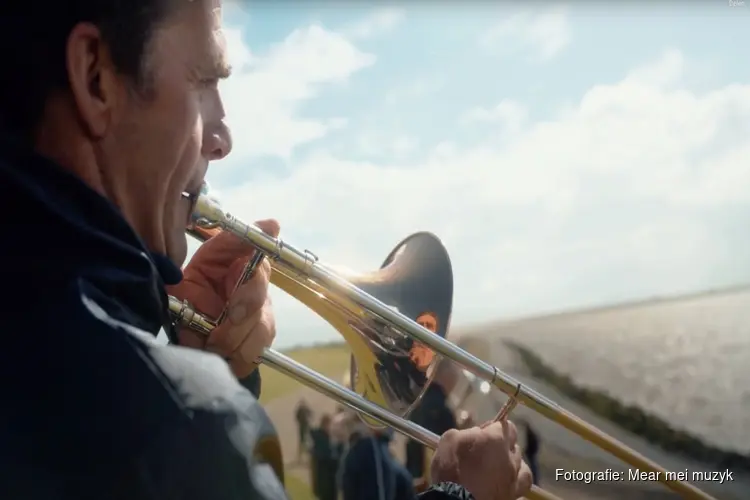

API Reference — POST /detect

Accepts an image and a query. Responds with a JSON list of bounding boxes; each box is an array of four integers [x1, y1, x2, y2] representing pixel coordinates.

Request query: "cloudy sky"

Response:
[[182, 2, 750, 349]]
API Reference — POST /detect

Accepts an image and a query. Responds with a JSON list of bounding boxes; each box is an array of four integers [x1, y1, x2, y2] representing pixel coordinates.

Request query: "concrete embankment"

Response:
[[456, 335, 749, 500]]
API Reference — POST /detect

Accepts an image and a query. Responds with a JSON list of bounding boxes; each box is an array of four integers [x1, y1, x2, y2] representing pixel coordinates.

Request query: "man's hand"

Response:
[[431, 420, 532, 500], [168, 219, 280, 379], [413, 477, 429, 493]]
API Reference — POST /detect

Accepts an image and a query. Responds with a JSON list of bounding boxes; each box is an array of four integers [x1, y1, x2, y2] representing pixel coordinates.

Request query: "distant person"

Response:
[[295, 398, 313, 461], [330, 407, 358, 456], [524, 422, 541, 485], [405, 361, 460, 487], [341, 427, 415, 500], [329, 406, 354, 480], [310, 414, 339, 500]]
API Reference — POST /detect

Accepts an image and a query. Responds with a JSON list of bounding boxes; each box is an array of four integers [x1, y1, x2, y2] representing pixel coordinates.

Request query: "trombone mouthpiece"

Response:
[[192, 192, 225, 226], [182, 181, 225, 227]]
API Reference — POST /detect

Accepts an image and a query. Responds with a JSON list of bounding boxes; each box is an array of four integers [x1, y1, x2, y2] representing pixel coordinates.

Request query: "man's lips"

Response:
[[182, 181, 205, 226], [184, 179, 205, 198], [185, 162, 210, 199]]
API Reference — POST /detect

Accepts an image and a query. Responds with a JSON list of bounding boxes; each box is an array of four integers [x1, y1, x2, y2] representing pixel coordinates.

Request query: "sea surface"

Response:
[[476, 288, 750, 455]]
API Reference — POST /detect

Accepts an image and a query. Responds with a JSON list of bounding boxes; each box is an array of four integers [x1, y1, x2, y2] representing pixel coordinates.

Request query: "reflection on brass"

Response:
[[168, 184, 717, 500]]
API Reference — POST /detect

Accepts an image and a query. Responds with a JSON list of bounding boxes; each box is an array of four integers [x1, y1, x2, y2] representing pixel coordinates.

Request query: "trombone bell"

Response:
[[346, 231, 453, 427], [179, 183, 455, 426]]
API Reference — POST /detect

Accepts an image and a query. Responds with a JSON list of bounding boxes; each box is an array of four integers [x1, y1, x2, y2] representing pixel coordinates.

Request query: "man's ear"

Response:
[[65, 22, 121, 138]]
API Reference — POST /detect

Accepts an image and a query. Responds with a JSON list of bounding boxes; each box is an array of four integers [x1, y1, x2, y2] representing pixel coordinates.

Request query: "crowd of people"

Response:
[[293, 363, 542, 500], [295, 402, 430, 500]]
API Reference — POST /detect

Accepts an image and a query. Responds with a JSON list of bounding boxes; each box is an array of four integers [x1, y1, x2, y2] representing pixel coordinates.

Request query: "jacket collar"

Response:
[[0, 135, 183, 333]]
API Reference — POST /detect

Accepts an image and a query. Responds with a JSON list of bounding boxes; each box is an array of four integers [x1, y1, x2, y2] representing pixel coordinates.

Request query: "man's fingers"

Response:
[[206, 312, 255, 358], [510, 443, 523, 473], [501, 419, 518, 448], [188, 218, 279, 270], [254, 218, 281, 238], [196, 231, 254, 265], [183, 232, 253, 292], [514, 461, 534, 498], [186, 218, 279, 289], [226, 263, 271, 321], [205, 279, 268, 356], [224, 255, 272, 299], [226, 304, 275, 379], [178, 328, 207, 350], [482, 420, 518, 450]]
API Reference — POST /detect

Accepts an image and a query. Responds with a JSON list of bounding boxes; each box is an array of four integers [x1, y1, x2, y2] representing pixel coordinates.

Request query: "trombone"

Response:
[[168, 186, 716, 500]]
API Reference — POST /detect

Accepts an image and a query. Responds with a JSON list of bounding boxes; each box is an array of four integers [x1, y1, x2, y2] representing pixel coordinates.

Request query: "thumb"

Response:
[[184, 219, 280, 290], [254, 218, 281, 238], [190, 231, 253, 270]]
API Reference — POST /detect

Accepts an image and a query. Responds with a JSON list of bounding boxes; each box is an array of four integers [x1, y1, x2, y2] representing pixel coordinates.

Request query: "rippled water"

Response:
[[486, 289, 750, 454]]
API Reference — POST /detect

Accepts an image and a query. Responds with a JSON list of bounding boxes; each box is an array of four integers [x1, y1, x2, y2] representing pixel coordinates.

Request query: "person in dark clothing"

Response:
[[341, 428, 414, 500], [295, 399, 313, 461], [245, 369, 263, 400], [406, 361, 460, 485], [329, 406, 353, 474], [0, 1, 533, 499], [309, 415, 338, 500], [524, 423, 541, 485]]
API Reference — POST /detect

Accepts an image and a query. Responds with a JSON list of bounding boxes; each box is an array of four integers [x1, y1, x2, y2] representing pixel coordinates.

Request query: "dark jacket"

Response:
[[341, 434, 473, 500], [0, 138, 474, 500], [341, 433, 414, 500], [310, 429, 337, 461], [406, 384, 457, 478]]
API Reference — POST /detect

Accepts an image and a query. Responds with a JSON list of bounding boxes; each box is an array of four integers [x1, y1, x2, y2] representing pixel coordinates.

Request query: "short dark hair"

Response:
[[0, 0, 177, 142]]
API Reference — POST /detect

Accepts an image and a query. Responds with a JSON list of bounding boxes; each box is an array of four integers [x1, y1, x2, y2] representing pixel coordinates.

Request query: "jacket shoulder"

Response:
[[81, 293, 289, 500], [1, 282, 287, 500]]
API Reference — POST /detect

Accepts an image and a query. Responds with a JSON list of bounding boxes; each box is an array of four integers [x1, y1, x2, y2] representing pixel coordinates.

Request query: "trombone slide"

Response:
[[170, 191, 717, 500]]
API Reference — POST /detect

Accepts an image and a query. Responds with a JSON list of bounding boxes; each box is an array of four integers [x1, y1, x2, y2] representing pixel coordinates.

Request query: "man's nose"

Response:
[[203, 120, 233, 161]]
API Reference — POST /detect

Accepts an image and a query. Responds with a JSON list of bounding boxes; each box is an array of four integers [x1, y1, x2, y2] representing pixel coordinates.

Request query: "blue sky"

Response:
[[180, 2, 750, 348]]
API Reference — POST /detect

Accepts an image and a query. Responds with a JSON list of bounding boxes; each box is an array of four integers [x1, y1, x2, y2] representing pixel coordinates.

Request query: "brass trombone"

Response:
[[168, 186, 715, 500]]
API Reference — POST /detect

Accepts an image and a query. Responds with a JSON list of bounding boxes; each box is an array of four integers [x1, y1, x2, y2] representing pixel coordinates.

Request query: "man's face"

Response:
[[98, 0, 232, 265]]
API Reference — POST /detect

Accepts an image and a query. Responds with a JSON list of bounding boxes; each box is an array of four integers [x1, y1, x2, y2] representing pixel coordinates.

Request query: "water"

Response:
[[481, 288, 750, 455]]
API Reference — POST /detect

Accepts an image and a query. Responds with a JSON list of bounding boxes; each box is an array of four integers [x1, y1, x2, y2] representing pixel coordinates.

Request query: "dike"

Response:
[[504, 340, 750, 473]]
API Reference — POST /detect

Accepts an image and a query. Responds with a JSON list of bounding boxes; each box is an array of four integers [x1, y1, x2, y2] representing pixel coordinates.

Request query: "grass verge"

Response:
[[285, 474, 315, 500], [258, 343, 351, 405]]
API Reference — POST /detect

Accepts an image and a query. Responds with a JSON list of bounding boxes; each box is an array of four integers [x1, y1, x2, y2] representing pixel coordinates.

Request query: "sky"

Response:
[[177, 2, 750, 349]]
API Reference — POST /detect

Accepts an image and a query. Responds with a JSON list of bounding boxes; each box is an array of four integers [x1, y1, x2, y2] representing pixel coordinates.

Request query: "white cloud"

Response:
[[196, 18, 750, 348], [224, 28, 253, 69], [460, 99, 528, 133], [480, 6, 570, 61], [351, 133, 419, 159], [382, 77, 443, 106], [219, 25, 375, 160], [625, 48, 685, 88], [343, 7, 406, 40]]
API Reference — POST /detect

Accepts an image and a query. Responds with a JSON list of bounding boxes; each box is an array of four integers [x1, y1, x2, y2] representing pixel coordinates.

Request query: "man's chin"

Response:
[[166, 233, 189, 268]]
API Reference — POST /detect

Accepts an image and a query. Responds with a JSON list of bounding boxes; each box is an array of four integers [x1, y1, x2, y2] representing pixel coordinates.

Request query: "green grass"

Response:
[[259, 343, 352, 404], [284, 474, 315, 500]]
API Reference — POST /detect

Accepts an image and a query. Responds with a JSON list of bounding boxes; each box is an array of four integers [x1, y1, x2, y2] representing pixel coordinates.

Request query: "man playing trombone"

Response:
[[0, 1, 532, 499]]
